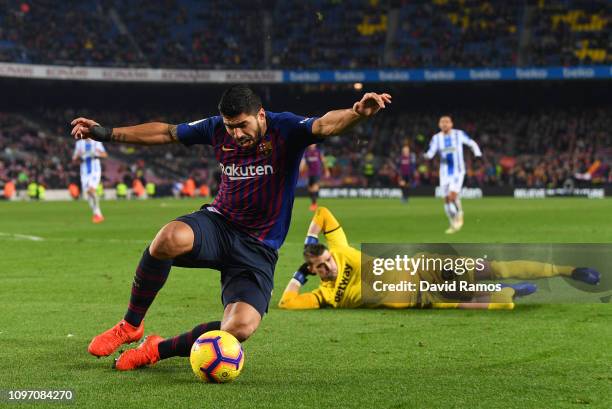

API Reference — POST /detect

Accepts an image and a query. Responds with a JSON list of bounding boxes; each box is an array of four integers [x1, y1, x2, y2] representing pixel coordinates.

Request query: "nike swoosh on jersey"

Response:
[[222, 146, 235, 151]]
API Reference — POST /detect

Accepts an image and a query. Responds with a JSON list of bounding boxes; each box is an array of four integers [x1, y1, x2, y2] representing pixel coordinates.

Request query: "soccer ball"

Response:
[[190, 330, 245, 383]]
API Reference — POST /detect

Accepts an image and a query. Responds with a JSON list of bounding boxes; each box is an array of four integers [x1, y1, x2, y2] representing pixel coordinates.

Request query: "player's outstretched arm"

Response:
[[70, 117, 179, 145], [311, 92, 391, 137], [305, 217, 322, 245], [307, 207, 349, 249], [461, 132, 483, 157], [278, 264, 321, 310]]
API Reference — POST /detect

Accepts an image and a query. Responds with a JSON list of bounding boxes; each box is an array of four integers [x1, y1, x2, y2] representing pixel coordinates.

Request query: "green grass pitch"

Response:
[[0, 198, 610, 408]]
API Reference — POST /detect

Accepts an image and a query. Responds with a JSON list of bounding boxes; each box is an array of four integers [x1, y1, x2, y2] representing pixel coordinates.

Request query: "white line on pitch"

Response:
[[0, 233, 148, 244], [0, 232, 45, 241]]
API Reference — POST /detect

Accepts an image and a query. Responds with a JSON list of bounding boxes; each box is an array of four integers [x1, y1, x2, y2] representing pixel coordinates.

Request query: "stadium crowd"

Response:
[[0, 112, 76, 191], [1, 107, 610, 194], [1, 0, 609, 68], [319, 107, 611, 189]]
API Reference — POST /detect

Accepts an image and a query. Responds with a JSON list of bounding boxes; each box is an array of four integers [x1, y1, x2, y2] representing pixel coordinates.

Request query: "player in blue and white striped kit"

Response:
[[73, 138, 107, 223], [424, 116, 481, 234]]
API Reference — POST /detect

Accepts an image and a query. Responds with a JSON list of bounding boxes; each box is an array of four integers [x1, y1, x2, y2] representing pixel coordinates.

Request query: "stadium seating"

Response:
[[113, 0, 265, 68], [1, 1, 609, 68], [0, 0, 140, 66], [270, 0, 386, 68], [527, 0, 610, 66], [0, 112, 75, 189], [393, 0, 520, 68]]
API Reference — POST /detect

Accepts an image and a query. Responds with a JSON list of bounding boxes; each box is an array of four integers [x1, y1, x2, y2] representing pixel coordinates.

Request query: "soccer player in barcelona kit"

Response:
[[301, 144, 329, 211], [424, 116, 482, 234], [397, 144, 412, 203], [70, 85, 392, 370], [278, 207, 600, 310], [72, 138, 107, 223]]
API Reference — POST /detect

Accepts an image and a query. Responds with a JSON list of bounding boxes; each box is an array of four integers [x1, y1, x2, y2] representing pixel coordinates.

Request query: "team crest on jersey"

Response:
[[257, 141, 273, 156]]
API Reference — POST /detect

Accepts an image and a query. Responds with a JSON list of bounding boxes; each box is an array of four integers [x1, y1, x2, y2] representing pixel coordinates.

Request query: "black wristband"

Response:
[[293, 271, 308, 285], [90, 125, 113, 142]]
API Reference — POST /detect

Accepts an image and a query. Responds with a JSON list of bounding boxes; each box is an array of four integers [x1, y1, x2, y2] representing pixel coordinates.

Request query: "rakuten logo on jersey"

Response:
[[220, 163, 275, 180]]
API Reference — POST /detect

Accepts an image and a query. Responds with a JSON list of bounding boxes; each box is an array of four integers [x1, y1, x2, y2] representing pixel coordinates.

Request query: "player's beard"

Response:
[[236, 121, 263, 149]]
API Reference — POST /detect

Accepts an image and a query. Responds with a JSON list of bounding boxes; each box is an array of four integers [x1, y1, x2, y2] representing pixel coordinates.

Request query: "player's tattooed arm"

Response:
[[71, 117, 179, 145], [109, 122, 179, 145], [312, 92, 392, 137], [311, 108, 364, 138], [167, 124, 178, 142], [110, 131, 128, 142]]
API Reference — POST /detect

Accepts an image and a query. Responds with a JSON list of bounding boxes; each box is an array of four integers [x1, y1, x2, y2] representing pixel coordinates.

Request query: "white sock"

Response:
[[455, 198, 462, 214], [86, 194, 96, 212], [444, 203, 457, 224], [92, 194, 102, 216]]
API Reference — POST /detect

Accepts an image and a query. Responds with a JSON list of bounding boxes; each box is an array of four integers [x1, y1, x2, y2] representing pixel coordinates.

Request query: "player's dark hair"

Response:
[[303, 243, 328, 258], [218, 85, 262, 117], [440, 114, 453, 121]]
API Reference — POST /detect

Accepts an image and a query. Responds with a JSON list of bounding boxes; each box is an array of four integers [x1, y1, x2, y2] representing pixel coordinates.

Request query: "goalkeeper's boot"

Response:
[[88, 319, 144, 357], [114, 335, 162, 371], [571, 268, 600, 285], [92, 214, 105, 224], [500, 282, 537, 298]]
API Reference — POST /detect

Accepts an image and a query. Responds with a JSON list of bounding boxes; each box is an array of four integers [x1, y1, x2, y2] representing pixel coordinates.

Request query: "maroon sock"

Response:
[[309, 191, 317, 204], [123, 247, 172, 327], [157, 321, 222, 359]]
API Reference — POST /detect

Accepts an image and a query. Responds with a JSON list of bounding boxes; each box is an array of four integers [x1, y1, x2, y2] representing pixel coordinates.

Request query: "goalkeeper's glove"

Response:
[[90, 125, 113, 142], [292, 263, 314, 285]]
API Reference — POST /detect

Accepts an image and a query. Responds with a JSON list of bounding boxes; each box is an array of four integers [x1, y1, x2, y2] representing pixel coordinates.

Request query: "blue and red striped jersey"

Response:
[[177, 111, 321, 250], [398, 153, 411, 176], [304, 146, 323, 177]]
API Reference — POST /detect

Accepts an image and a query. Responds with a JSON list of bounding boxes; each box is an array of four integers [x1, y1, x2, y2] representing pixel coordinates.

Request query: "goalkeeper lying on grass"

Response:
[[278, 207, 600, 310]]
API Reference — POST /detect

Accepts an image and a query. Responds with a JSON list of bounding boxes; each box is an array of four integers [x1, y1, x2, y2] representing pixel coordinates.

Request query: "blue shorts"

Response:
[[174, 207, 278, 317]]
